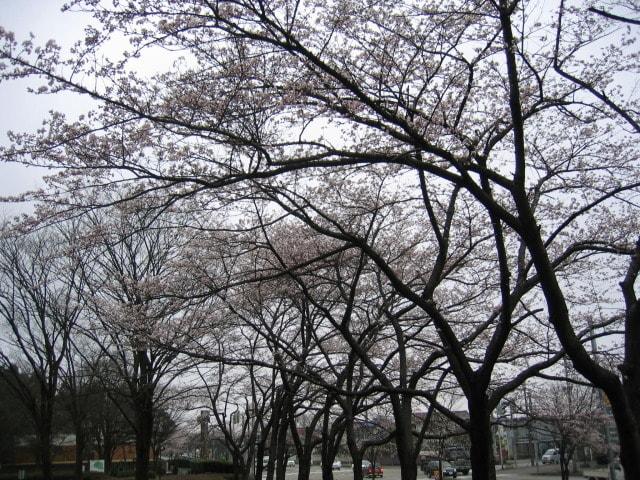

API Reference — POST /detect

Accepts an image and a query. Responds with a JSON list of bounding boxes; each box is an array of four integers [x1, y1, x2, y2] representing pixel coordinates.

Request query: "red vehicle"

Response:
[[362, 460, 383, 477]]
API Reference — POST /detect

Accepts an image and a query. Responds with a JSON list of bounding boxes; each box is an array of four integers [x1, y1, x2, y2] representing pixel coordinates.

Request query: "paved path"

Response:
[[275, 463, 584, 480]]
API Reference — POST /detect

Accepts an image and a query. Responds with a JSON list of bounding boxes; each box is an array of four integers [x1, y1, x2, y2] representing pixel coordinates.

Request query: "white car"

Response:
[[287, 459, 295, 467], [541, 448, 560, 464], [332, 460, 342, 470]]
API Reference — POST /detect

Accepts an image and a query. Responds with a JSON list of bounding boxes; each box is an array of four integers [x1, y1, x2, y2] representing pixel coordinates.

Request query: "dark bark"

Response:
[[289, 422, 319, 480], [344, 402, 359, 480], [320, 416, 336, 480], [234, 452, 251, 480], [607, 390, 640, 480], [135, 427, 152, 480], [296, 450, 312, 480], [319, 399, 346, 480], [73, 426, 86, 480], [621, 238, 640, 432], [350, 454, 363, 480], [265, 391, 284, 480], [37, 420, 54, 480], [468, 399, 496, 480], [320, 439, 335, 480], [392, 401, 417, 480], [40, 448, 53, 480], [254, 428, 268, 480], [133, 351, 155, 480], [241, 451, 252, 480], [559, 448, 571, 480], [274, 408, 289, 480], [288, 387, 326, 480], [65, 378, 90, 480]]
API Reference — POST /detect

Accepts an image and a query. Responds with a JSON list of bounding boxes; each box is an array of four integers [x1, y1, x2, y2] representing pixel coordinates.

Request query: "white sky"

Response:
[[0, 2, 188, 219], [0, 1, 92, 216]]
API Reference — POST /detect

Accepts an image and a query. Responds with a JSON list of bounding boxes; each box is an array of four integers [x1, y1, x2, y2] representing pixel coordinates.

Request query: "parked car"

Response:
[[361, 460, 384, 477], [425, 460, 457, 478], [450, 461, 469, 476], [332, 460, 342, 470], [541, 448, 561, 464], [444, 446, 471, 476], [287, 459, 295, 467]]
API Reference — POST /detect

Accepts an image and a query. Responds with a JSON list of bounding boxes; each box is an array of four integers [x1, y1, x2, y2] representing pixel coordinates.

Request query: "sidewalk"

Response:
[[494, 458, 590, 477]]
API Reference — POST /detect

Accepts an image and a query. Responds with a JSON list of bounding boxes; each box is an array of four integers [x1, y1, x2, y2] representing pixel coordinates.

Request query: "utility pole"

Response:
[[495, 402, 505, 469], [510, 401, 518, 468], [523, 383, 534, 466]]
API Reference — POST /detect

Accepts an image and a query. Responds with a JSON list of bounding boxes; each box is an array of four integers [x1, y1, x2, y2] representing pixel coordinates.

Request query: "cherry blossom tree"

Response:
[[529, 382, 605, 480], [73, 205, 197, 480], [1, 2, 639, 479], [196, 335, 278, 480], [247, 176, 577, 480]]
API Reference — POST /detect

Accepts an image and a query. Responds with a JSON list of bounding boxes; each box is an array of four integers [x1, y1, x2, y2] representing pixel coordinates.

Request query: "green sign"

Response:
[[89, 460, 105, 473]]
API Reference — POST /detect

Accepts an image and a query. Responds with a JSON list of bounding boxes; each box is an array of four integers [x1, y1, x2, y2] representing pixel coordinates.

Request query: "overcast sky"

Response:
[[0, 1, 92, 216]]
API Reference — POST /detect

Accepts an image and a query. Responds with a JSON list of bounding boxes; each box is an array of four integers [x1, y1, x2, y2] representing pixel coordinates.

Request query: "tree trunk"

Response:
[[39, 442, 54, 480], [135, 396, 154, 480], [350, 454, 363, 480], [135, 432, 152, 480], [297, 450, 312, 480], [231, 452, 239, 480], [320, 407, 344, 480], [274, 411, 288, 480], [37, 416, 54, 480], [265, 444, 277, 480], [74, 427, 86, 480], [346, 420, 362, 480], [265, 399, 281, 480], [255, 436, 266, 480], [468, 401, 496, 480], [242, 450, 253, 480], [232, 452, 249, 480], [320, 442, 335, 480], [608, 389, 640, 480], [393, 403, 417, 480], [289, 421, 315, 480], [618, 240, 640, 480], [133, 348, 155, 480], [40, 448, 53, 480], [103, 427, 114, 475]]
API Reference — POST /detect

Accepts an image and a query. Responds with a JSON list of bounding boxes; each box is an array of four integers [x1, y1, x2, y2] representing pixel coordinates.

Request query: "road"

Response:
[[274, 464, 576, 480]]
